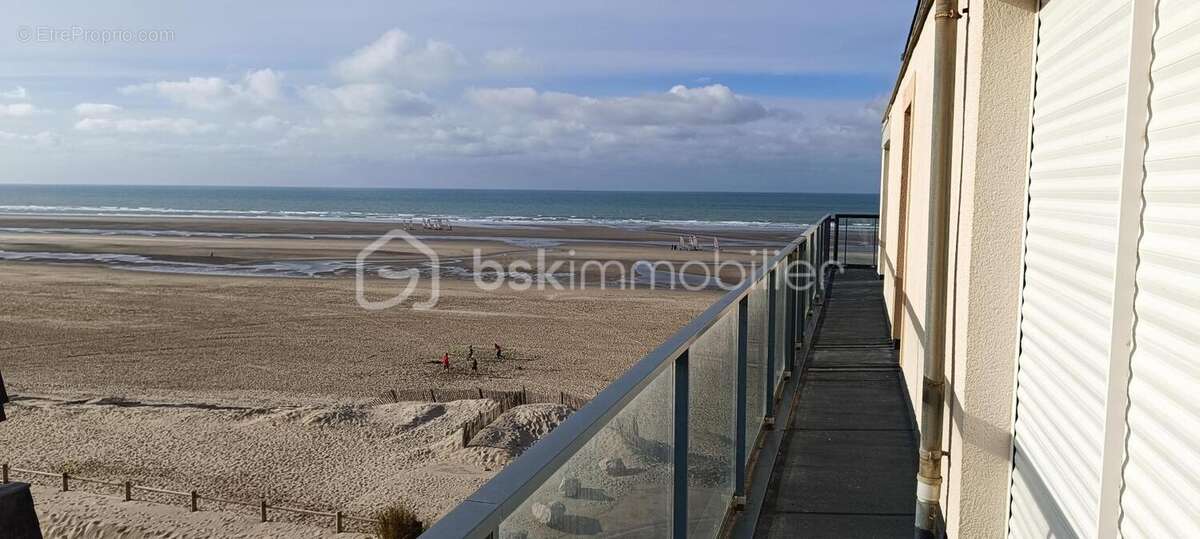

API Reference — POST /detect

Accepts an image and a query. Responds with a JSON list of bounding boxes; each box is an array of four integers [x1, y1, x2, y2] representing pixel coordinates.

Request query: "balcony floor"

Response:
[[753, 268, 918, 538]]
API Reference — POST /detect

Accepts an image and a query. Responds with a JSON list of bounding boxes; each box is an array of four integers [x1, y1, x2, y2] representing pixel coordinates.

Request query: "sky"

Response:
[[0, 1, 912, 192]]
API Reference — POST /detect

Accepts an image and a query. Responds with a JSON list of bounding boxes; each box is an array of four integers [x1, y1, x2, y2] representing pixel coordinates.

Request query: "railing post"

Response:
[[798, 242, 807, 346], [816, 223, 825, 303], [874, 217, 881, 270], [261, 499, 268, 522], [336, 511, 344, 533], [786, 252, 797, 374], [190, 490, 198, 512], [846, 218, 852, 265], [765, 269, 777, 426], [672, 350, 689, 539], [62, 472, 69, 492], [124, 481, 131, 501], [829, 216, 835, 264], [816, 219, 825, 265], [832, 216, 840, 265], [734, 296, 749, 508]]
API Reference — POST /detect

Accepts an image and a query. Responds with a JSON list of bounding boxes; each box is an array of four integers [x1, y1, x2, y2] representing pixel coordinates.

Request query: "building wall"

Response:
[[880, 0, 1037, 536], [885, 1, 1200, 536], [882, 8, 936, 410], [941, 1, 1036, 537]]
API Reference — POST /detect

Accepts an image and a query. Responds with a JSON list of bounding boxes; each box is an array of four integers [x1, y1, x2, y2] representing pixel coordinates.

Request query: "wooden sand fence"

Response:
[[371, 387, 590, 447], [372, 386, 589, 409], [1, 463, 396, 534]]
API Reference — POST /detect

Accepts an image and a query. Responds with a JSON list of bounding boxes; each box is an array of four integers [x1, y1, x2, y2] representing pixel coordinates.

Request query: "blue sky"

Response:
[[0, 1, 911, 192]]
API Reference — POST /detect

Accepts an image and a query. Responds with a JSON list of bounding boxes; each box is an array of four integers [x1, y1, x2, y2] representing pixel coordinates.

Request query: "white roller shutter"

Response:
[[1120, 0, 1200, 535], [1009, 0, 1133, 537]]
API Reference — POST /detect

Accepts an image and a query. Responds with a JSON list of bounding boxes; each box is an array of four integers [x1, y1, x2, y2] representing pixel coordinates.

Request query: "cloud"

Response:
[[303, 83, 435, 117], [74, 117, 218, 135], [245, 115, 284, 131], [334, 29, 466, 86], [0, 130, 59, 146], [1, 86, 28, 100], [120, 69, 283, 110], [0, 103, 38, 117], [466, 84, 769, 126], [74, 103, 123, 117], [242, 69, 284, 104], [483, 48, 538, 75]]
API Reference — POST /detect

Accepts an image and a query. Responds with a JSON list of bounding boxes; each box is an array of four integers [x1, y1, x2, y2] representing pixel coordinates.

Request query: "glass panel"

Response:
[[745, 280, 768, 459], [773, 265, 788, 386], [687, 310, 737, 538], [843, 218, 877, 266], [499, 365, 674, 538]]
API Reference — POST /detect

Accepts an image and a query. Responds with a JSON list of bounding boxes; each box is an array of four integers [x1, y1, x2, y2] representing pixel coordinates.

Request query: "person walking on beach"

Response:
[[441, 352, 450, 371], [494, 343, 503, 361], [468, 345, 478, 373]]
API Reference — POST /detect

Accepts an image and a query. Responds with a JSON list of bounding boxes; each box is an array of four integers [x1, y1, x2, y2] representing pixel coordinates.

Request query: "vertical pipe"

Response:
[[915, 0, 959, 536], [733, 296, 749, 506], [765, 269, 777, 423], [672, 351, 689, 539]]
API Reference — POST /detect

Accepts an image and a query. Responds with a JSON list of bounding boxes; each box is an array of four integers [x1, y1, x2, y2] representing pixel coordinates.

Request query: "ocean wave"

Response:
[[0, 204, 811, 230]]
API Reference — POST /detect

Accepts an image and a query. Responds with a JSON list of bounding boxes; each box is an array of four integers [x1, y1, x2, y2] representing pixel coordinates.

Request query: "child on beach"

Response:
[[441, 352, 450, 371], [468, 346, 478, 373]]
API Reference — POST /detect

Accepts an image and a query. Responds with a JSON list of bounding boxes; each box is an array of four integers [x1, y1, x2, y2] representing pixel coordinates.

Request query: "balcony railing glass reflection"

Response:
[[423, 213, 878, 539]]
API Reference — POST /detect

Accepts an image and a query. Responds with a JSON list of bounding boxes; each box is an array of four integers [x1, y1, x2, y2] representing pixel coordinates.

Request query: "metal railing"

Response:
[[423, 214, 878, 538]]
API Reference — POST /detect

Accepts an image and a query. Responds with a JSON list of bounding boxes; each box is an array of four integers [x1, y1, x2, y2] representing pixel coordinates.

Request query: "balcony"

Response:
[[423, 213, 915, 538]]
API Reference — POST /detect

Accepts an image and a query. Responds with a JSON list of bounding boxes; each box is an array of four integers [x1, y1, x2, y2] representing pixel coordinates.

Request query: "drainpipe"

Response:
[[915, 0, 960, 537]]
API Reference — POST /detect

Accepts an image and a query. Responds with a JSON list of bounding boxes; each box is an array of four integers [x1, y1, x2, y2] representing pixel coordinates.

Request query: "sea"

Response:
[[0, 185, 877, 230]]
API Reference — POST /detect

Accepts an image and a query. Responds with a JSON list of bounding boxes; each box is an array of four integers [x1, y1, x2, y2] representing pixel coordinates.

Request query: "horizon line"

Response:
[[0, 182, 880, 196]]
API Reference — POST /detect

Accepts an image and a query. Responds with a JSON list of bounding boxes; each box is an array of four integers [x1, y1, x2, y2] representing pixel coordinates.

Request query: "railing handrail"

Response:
[[425, 213, 851, 537]]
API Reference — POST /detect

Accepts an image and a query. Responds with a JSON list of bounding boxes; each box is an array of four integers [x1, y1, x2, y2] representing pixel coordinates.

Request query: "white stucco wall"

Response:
[[882, 8, 936, 412], [942, 1, 1036, 537], [880, 0, 1036, 536]]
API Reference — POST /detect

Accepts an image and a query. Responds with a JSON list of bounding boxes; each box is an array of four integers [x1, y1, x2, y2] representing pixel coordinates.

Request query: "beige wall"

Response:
[[882, 6, 936, 417], [879, 0, 1036, 536]]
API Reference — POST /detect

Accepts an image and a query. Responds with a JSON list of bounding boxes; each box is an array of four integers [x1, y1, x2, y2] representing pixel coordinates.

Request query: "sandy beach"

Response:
[[0, 215, 787, 535]]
